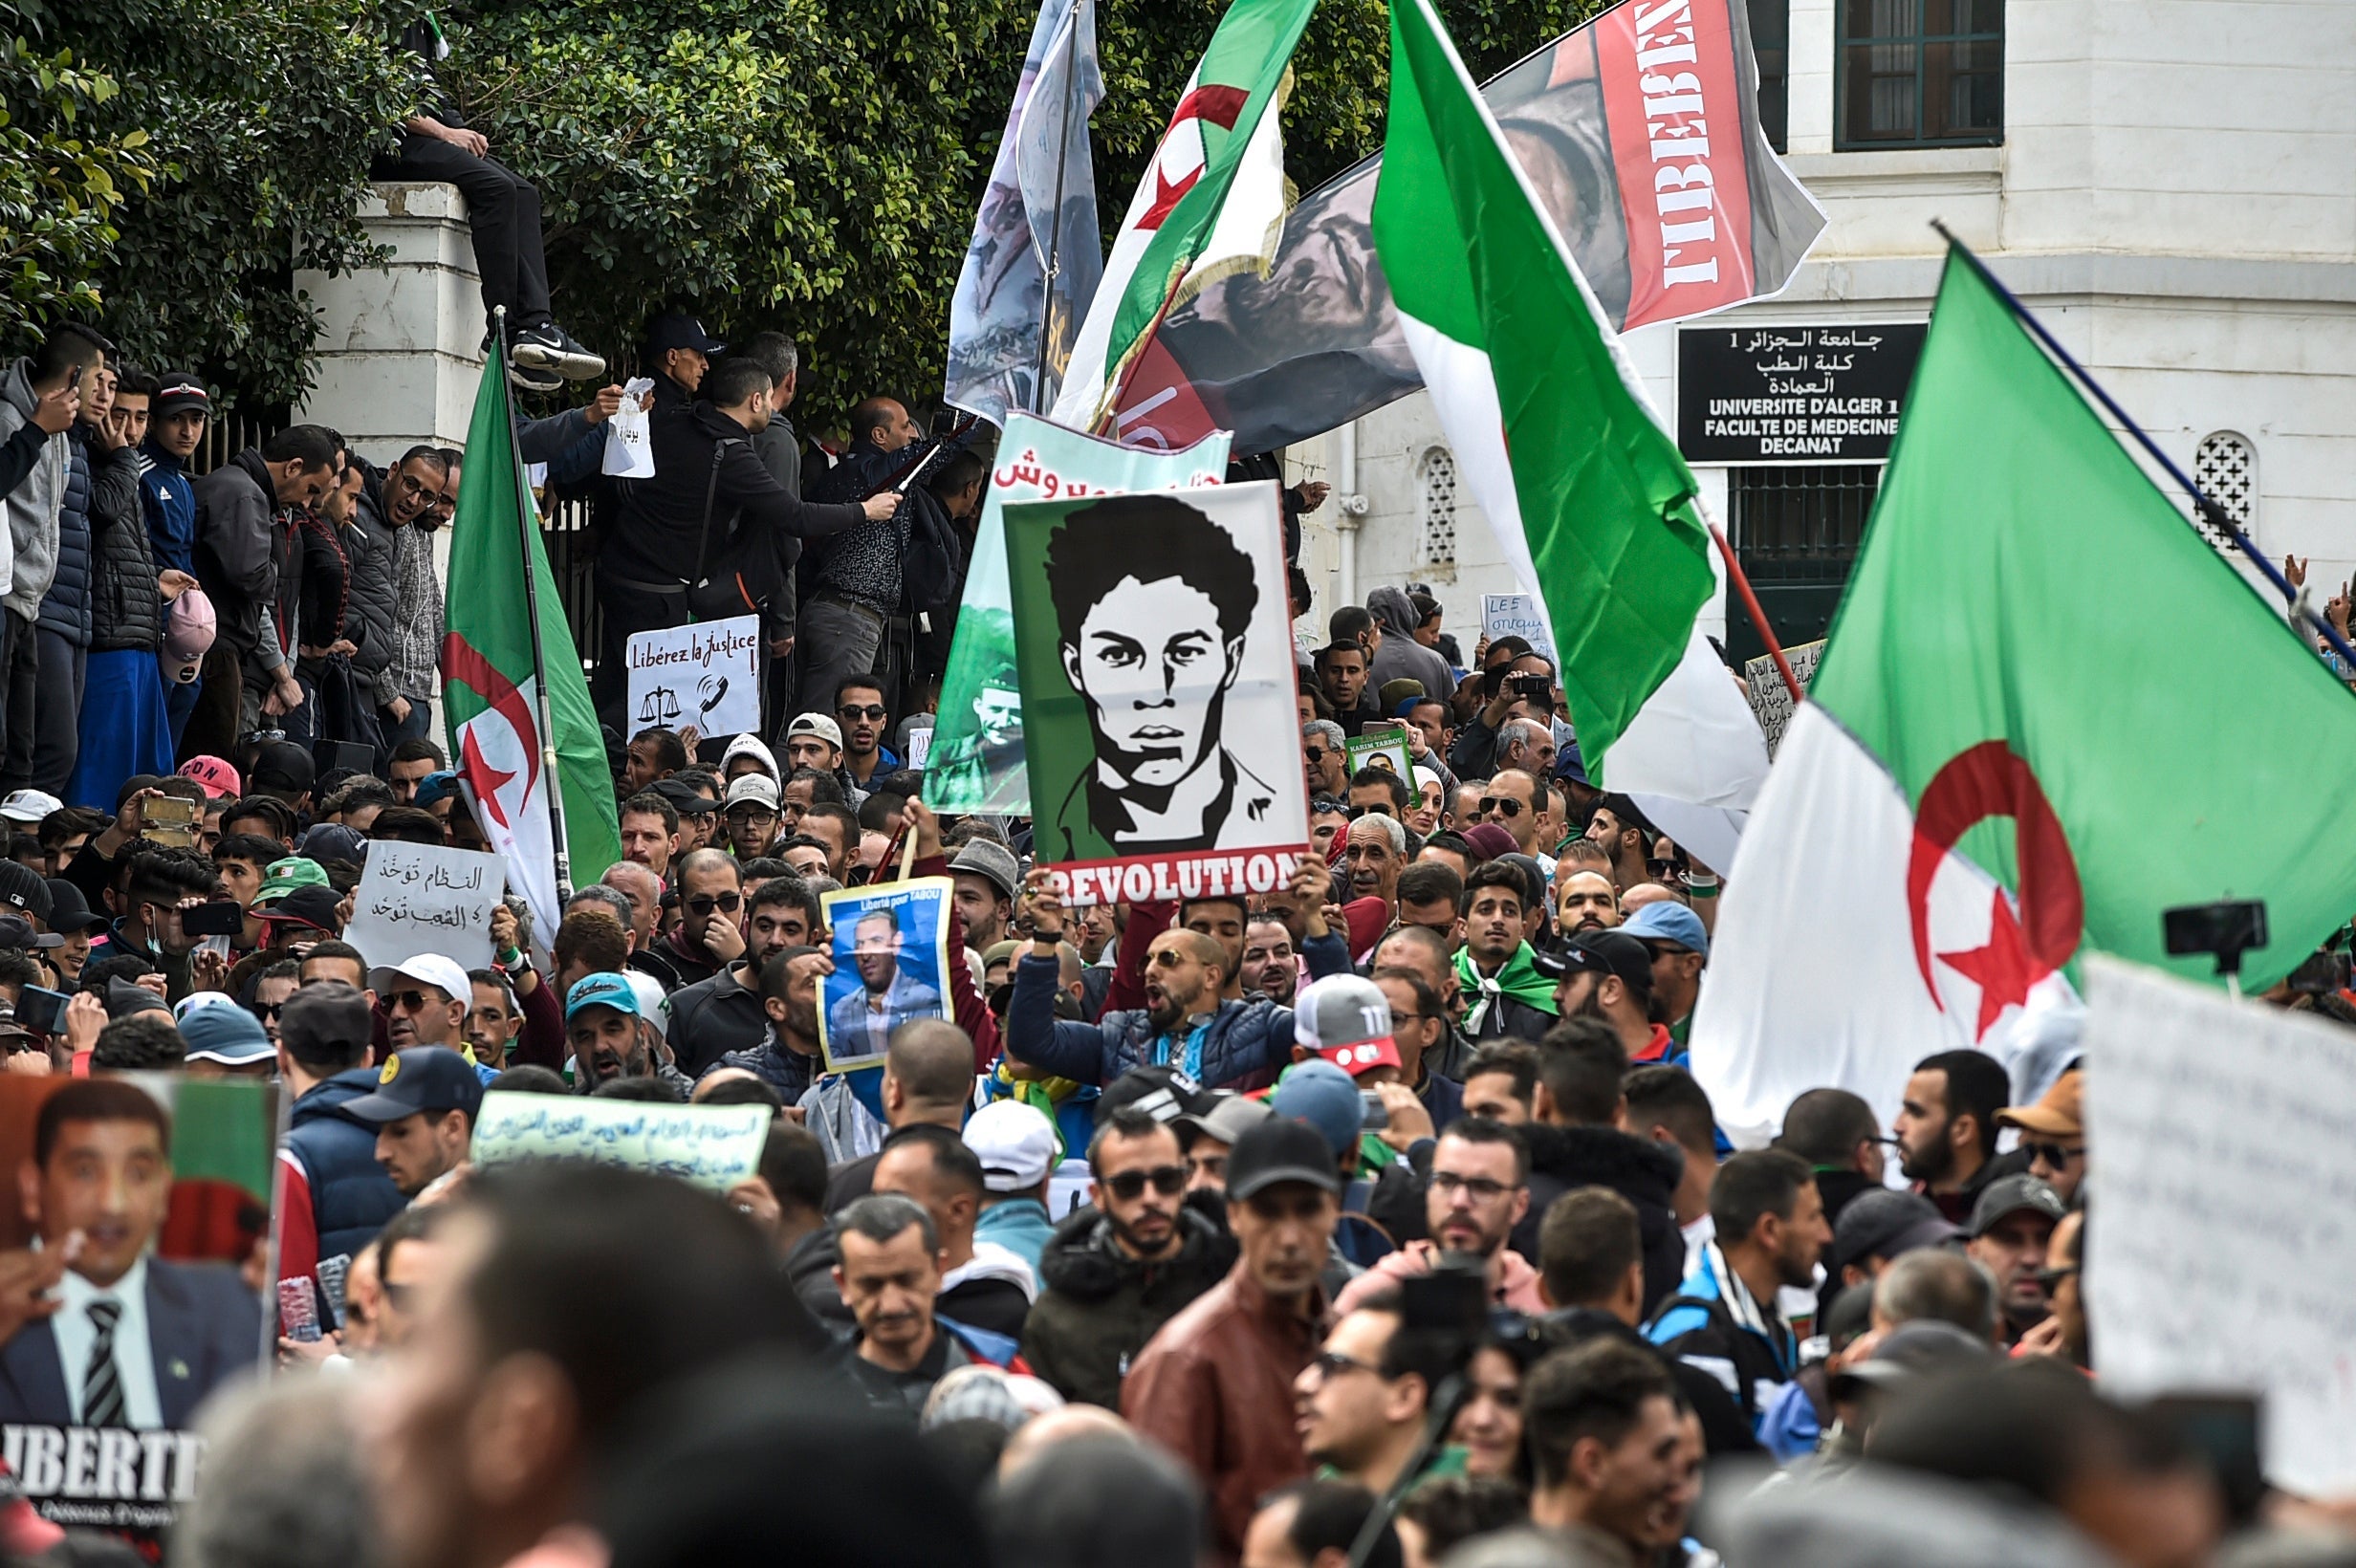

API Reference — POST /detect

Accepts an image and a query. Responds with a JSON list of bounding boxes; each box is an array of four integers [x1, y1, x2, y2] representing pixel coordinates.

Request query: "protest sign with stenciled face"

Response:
[[0, 1075, 275, 1550], [1008, 481, 1310, 907]]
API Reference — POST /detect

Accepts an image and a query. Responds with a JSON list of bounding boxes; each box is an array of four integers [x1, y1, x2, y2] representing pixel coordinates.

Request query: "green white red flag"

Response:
[[442, 336, 622, 947], [1049, 0, 1314, 436]]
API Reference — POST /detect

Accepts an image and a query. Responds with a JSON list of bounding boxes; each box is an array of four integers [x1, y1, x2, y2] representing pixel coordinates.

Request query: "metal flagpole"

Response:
[[491, 305, 578, 907], [1030, 0, 1086, 415], [1932, 223, 2356, 675]]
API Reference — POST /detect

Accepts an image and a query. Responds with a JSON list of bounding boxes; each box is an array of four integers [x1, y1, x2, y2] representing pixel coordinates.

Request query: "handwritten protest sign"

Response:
[[469, 1092, 770, 1193], [626, 614, 760, 739], [1480, 593, 1558, 664], [1742, 639, 1823, 757], [2081, 956, 2356, 1495], [343, 843, 505, 970]]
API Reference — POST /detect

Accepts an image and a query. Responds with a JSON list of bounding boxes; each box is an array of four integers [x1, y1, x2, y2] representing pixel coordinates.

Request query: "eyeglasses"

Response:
[[838, 705, 888, 721], [1310, 795, 1350, 815], [1305, 1349, 1383, 1383], [1102, 1165, 1187, 1200], [2035, 1263, 2080, 1292], [1429, 1170, 1518, 1201], [1477, 797, 1525, 817], [685, 892, 743, 917], [726, 808, 777, 823], [387, 990, 439, 1014], [2025, 1143, 2085, 1166]]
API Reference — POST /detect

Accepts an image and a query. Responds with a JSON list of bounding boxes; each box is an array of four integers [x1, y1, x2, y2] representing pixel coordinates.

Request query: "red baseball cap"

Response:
[[178, 755, 242, 800]]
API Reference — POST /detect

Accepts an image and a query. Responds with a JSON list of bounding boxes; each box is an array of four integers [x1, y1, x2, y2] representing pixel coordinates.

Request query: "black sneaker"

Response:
[[509, 359, 564, 394], [512, 321, 606, 381]]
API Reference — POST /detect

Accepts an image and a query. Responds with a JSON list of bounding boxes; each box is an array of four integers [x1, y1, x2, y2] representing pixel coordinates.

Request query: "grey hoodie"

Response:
[[0, 358, 64, 618], [1365, 585, 1455, 709]]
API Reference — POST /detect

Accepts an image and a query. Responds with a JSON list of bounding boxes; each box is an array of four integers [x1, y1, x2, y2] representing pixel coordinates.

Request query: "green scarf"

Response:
[[1454, 942, 1560, 1033]]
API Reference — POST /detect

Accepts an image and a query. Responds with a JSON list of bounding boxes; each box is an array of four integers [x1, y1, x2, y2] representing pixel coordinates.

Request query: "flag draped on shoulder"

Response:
[[1049, 0, 1314, 436], [1691, 248, 2356, 1145], [1370, 0, 1731, 779], [442, 334, 622, 949]]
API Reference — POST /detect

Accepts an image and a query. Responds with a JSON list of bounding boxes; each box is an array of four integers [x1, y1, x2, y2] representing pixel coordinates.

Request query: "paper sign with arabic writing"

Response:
[[344, 842, 507, 970]]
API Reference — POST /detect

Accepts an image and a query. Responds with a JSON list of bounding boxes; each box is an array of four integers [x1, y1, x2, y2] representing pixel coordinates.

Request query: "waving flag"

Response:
[[442, 335, 622, 947], [1049, 0, 1316, 436]]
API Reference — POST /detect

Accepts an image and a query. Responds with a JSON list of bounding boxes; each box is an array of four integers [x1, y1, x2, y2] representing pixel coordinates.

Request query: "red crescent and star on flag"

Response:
[[1137, 84, 1248, 230], [1905, 740, 2085, 1040], [440, 632, 540, 830]]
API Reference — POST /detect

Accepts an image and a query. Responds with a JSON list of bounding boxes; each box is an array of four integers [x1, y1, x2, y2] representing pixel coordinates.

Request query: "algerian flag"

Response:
[[442, 336, 622, 949], [1371, 0, 1762, 809], [1049, 0, 1314, 436], [1691, 249, 2356, 1146]]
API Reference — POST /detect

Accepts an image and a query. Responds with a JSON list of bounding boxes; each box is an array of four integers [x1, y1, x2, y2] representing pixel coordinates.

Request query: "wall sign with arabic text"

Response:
[[1677, 323, 1925, 466]]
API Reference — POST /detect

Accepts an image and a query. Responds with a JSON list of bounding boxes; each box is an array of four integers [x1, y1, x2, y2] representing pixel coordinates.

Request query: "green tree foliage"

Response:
[[0, 38, 158, 333]]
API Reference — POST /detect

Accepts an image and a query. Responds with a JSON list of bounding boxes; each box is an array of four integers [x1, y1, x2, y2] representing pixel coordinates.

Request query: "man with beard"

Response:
[[716, 947, 829, 1102], [1238, 917, 1298, 1005], [1646, 1150, 1829, 1443], [1370, 924, 1471, 1082], [1022, 1109, 1237, 1408], [1555, 869, 1620, 935], [1893, 1049, 2018, 1226], [562, 972, 690, 1096], [1039, 497, 1279, 858], [826, 907, 944, 1059], [1523, 1338, 1695, 1565], [1538, 930, 1673, 1066], [668, 877, 819, 1077], [344, 1048, 485, 1200], [1336, 1120, 1543, 1312], [1179, 896, 1250, 1002]]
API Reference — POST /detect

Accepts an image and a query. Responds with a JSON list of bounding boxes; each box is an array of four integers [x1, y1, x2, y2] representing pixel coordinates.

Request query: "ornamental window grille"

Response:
[[2194, 430, 2256, 542], [1419, 447, 1458, 566]]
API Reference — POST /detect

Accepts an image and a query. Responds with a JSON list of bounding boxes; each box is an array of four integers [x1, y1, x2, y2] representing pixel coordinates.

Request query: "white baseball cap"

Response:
[[963, 1100, 1057, 1192], [785, 712, 843, 751], [368, 953, 473, 1005], [0, 790, 61, 825], [724, 773, 780, 811]]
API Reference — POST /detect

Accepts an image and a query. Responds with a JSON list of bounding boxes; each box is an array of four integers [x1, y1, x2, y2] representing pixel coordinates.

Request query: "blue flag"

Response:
[[944, 0, 1104, 426]]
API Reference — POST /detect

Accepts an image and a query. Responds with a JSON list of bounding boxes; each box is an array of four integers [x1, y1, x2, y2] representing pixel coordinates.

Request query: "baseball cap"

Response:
[[279, 981, 372, 1060], [625, 972, 670, 1039], [651, 777, 717, 817], [367, 952, 472, 1005], [1095, 1063, 1212, 1126], [340, 1047, 487, 1125], [720, 734, 778, 779], [296, 822, 367, 863], [1291, 973, 1402, 1078], [1621, 901, 1709, 957], [256, 884, 340, 934], [256, 857, 331, 904], [566, 970, 643, 1022], [1224, 1116, 1345, 1201], [647, 312, 726, 357], [414, 772, 461, 810], [1831, 1189, 1964, 1272], [1556, 742, 1590, 787], [1530, 929, 1651, 994], [1827, 1318, 1993, 1400], [1270, 1058, 1363, 1161], [0, 914, 62, 951], [1968, 1174, 2067, 1239], [163, 589, 217, 682], [1995, 1067, 2083, 1142], [176, 755, 243, 800], [0, 862, 52, 924], [724, 773, 780, 812], [43, 880, 105, 936], [964, 1100, 1057, 1192], [251, 740, 316, 795], [1176, 1092, 1273, 1148], [785, 712, 843, 750], [179, 1003, 274, 1067], [0, 790, 59, 825], [154, 371, 210, 419], [949, 840, 1020, 904], [1458, 823, 1516, 863]]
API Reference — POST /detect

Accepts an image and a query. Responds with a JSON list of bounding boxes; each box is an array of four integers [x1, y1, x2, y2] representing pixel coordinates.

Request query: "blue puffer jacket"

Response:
[[285, 1069, 409, 1264], [1004, 927, 1351, 1088], [36, 426, 94, 645]]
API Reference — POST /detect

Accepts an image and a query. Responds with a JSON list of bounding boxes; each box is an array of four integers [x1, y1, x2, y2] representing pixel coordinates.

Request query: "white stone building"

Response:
[[1291, 0, 2356, 667]]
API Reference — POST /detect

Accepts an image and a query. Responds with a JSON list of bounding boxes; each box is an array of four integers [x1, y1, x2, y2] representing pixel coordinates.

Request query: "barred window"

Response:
[[1837, 0, 2003, 149], [2194, 430, 2256, 539], [1418, 447, 1458, 566]]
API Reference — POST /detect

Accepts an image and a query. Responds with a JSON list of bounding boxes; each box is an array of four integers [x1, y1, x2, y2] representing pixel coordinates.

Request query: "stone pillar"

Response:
[[293, 183, 486, 468]]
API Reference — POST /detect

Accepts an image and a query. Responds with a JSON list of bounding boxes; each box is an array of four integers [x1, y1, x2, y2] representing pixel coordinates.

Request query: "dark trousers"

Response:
[[31, 629, 84, 795], [373, 135, 553, 331], [183, 642, 246, 763], [591, 570, 688, 736], [0, 613, 33, 791]]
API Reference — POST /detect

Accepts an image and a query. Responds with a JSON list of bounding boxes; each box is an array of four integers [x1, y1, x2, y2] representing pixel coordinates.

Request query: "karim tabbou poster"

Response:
[[1005, 481, 1310, 907], [0, 1074, 274, 1554]]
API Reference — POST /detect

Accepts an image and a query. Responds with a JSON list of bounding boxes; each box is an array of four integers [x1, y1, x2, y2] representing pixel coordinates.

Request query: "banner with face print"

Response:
[[1005, 481, 1309, 906]]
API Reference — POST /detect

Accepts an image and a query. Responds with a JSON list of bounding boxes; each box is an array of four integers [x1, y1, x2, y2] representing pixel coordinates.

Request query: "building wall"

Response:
[[1300, 0, 2356, 650]]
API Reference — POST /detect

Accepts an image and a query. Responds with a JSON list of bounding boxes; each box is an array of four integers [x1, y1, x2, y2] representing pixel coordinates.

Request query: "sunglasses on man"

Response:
[[1477, 796, 1525, 817], [838, 704, 888, 722], [1102, 1165, 1187, 1200], [685, 892, 743, 918], [2025, 1142, 2084, 1167]]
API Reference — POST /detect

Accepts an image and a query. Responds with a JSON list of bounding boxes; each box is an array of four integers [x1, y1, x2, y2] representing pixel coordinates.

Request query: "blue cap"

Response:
[[340, 1047, 486, 1124], [1271, 1058, 1363, 1160], [1622, 900, 1710, 957], [414, 771, 461, 809], [178, 1001, 274, 1065], [1555, 742, 1589, 786], [566, 970, 643, 1022]]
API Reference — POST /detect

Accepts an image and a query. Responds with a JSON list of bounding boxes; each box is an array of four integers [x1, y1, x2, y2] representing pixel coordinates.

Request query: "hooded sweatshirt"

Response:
[[1365, 586, 1455, 708], [0, 359, 64, 617]]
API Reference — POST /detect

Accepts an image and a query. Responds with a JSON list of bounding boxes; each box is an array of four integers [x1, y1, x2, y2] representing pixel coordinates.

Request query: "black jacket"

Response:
[[603, 401, 863, 588], [1514, 1122, 1689, 1317], [342, 466, 403, 700], [1021, 1202, 1237, 1409], [191, 449, 285, 659], [86, 439, 160, 653], [1547, 1307, 1760, 1456]]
